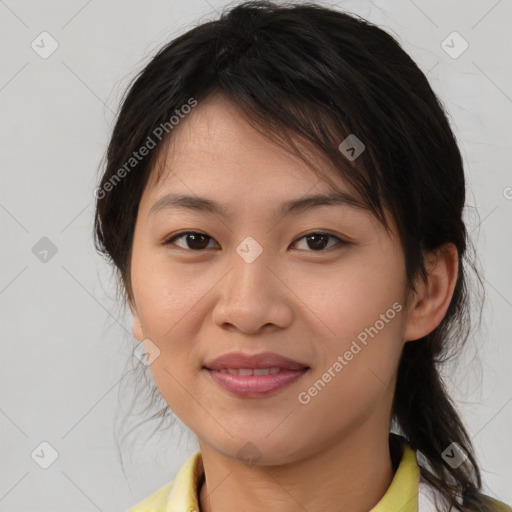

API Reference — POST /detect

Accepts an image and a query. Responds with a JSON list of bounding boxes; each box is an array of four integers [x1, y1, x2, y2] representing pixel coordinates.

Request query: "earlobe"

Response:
[[130, 300, 145, 342], [403, 243, 459, 342]]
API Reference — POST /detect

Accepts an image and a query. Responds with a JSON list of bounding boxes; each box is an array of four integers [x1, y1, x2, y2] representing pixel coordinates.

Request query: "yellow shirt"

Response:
[[128, 443, 511, 512]]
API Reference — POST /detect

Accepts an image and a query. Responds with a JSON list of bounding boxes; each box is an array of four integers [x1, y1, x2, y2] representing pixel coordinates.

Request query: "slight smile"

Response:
[[203, 351, 311, 398]]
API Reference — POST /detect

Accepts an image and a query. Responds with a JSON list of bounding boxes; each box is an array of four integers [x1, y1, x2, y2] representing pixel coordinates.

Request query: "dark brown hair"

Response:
[[94, 2, 489, 509]]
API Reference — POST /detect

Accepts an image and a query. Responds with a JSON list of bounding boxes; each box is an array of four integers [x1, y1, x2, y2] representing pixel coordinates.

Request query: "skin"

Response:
[[129, 93, 458, 512]]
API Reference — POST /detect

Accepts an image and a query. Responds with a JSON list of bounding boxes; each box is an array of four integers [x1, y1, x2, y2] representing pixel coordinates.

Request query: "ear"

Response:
[[129, 297, 145, 342], [403, 243, 459, 342]]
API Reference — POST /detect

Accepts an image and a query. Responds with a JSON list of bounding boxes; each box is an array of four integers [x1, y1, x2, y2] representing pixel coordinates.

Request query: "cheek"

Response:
[[131, 249, 213, 340], [294, 249, 406, 341], [131, 263, 205, 418], [293, 252, 406, 400], [130, 245, 207, 395], [295, 296, 405, 436]]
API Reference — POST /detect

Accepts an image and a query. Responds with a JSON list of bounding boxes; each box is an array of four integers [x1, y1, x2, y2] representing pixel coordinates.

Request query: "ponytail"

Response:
[[393, 336, 490, 512]]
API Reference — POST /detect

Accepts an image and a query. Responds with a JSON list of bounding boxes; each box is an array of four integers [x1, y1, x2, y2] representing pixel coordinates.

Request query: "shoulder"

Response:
[[127, 450, 203, 512]]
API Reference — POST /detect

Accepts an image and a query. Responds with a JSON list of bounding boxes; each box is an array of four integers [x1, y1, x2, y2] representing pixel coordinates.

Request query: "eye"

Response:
[[163, 231, 346, 252], [163, 231, 219, 251], [292, 232, 345, 252]]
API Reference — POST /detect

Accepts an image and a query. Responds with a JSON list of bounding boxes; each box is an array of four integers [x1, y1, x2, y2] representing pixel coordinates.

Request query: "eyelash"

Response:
[[162, 231, 347, 253]]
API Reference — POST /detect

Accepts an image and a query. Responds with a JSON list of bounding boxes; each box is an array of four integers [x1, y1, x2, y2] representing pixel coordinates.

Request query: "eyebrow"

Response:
[[149, 191, 369, 219]]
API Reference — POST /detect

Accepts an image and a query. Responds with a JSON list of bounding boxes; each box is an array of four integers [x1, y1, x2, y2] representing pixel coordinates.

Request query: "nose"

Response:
[[211, 241, 294, 335]]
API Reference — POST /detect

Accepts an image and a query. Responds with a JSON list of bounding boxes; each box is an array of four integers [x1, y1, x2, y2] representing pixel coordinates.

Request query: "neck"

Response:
[[198, 426, 396, 512]]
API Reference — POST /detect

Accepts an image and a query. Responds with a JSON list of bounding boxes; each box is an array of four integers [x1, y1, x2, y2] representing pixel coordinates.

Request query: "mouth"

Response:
[[203, 351, 310, 398], [209, 367, 286, 375]]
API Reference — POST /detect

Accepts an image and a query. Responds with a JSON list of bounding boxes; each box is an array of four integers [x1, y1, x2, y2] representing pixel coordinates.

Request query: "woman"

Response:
[[93, 2, 511, 511]]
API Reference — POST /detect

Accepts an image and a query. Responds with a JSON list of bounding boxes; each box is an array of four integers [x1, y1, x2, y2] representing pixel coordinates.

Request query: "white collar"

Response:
[[418, 474, 463, 511]]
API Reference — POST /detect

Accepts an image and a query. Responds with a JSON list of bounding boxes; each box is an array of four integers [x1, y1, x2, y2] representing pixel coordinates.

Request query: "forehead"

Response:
[[144, 93, 356, 203]]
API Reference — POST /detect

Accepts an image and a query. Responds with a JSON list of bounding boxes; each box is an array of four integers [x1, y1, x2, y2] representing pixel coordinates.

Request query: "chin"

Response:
[[205, 435, 308, 467]]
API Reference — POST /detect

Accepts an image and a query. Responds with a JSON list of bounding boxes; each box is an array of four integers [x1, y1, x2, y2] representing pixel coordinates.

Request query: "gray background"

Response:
[[1, 0, 511, 510]]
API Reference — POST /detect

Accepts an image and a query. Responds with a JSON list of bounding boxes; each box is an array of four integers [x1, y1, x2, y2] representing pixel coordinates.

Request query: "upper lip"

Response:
[[204, 351, 309, 370]]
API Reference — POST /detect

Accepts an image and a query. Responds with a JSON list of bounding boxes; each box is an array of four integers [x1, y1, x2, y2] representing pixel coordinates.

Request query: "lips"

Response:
[[204, 351, 309, 371], [203, 351, 310, 398]]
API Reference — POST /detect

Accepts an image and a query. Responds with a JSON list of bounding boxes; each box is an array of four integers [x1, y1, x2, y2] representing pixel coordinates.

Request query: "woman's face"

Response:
[[129, 94, 412, 464]]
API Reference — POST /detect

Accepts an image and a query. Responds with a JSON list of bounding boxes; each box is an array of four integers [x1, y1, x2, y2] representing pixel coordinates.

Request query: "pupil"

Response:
[[188, 233, 209, 250], [307, 234, 327, 250]]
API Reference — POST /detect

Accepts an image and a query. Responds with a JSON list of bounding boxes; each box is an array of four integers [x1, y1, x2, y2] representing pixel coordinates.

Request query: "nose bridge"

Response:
[[212, 235, 292, 332], [229, 235, 272, 300]]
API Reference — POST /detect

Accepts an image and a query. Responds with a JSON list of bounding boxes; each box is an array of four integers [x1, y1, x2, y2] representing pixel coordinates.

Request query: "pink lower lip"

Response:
[[204, 368, 309, 398]]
